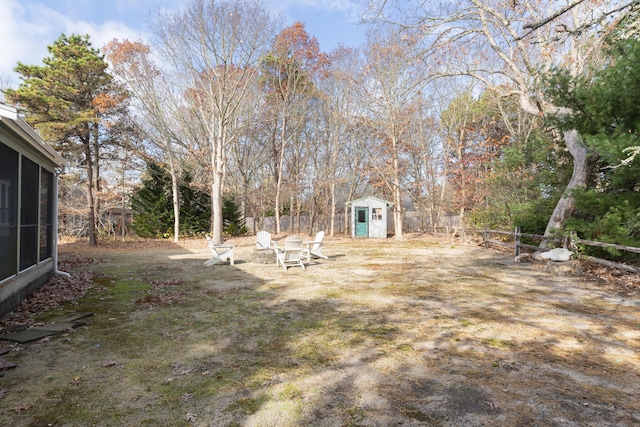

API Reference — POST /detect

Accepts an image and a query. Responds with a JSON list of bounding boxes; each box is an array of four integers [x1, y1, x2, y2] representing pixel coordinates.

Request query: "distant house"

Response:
[[346, 196, 394, 238], [0, 103, 66, 317]]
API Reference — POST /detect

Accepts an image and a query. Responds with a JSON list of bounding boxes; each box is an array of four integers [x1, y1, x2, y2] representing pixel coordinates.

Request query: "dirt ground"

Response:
[[0, 234, 639, 426]]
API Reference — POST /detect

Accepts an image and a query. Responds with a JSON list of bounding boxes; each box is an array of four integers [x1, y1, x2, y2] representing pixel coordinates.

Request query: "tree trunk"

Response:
[[212, 170, 224, 244], [211, 122, 225, 245], [92, 127, 101, 240], [392, 136, 403, 240], [84, 141, 97, 246], [541, 129, 588, 247], [330, 180, 336, 237], [168, 154, 180, 243], [274, 114, 287, 235], [394, 186, 403, 240]]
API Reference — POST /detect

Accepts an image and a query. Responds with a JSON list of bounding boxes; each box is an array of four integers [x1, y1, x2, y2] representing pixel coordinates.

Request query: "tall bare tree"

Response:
[[359, 28, 431, 240], [316, 46, 364, 236], [104, 39, 187, 242], [404, 93, 444, 233], [260, 22, 328, 234], [152, 0, 279, 244]]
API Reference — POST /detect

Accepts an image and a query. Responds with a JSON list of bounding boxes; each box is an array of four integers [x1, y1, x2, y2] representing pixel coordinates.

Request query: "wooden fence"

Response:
[[482, 227, 640, 274]]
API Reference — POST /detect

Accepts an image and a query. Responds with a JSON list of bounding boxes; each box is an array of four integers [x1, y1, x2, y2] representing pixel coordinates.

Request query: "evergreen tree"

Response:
[[131, 162, 174, 238], [131, 162, 213, 238], [222, 195, 247, 236], [179, 170, 211, 236], [5, 34, 123, 246], [544, 37, 640, 257]]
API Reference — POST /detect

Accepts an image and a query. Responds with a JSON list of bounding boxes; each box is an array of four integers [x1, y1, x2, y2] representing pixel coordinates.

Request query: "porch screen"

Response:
[[20, 157, 39, 271], [0, 142, 18, 281], [40, 169, 53, 261]]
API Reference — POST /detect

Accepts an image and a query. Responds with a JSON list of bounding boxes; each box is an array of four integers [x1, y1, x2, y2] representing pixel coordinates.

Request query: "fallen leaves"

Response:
[[134, 280, 185, 307], [171, 363, 192, 376], [0, 254, 98, 328], [134, 294, 181, 307], [185, 412, 198, 422]]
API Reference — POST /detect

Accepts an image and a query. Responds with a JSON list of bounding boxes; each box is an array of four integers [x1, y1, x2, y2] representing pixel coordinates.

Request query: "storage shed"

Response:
[[346, 196, 394, 238], [0, 103, 66, 317]]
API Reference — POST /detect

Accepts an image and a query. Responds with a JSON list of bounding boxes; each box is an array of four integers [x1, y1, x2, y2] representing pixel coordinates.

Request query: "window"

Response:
[[372, 207, 382, 221], [357, 208, 367, 223]]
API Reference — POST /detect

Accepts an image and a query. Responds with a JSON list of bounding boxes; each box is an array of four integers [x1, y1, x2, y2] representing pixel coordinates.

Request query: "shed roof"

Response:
[[0, 103, 66, 167], [345, 195, 394, 207]]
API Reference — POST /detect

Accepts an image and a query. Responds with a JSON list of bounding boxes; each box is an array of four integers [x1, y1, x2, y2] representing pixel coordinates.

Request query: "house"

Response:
[[0, 103, 66, 317], [346, 196, 394, 238]]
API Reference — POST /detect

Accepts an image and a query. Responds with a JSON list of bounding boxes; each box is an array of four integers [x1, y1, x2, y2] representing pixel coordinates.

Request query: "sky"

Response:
[[0, 0, 368, 87]]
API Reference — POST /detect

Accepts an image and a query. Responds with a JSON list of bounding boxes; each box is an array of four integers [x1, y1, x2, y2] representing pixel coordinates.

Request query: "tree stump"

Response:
[[545, 260, 582, 277], [252, 248, 275, 264]]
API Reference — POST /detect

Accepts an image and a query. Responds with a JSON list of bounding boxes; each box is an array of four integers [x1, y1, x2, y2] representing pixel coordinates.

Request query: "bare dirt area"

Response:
[[0, 234, 639, 426]]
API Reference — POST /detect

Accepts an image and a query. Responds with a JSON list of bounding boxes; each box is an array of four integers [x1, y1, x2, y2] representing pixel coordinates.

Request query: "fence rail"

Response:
[[482, 227, 640, 274]]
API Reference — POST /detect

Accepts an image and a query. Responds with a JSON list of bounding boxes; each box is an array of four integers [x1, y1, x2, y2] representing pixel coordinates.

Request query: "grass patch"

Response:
[[226, 395, 270, 415], [458, 319, 473, 327]]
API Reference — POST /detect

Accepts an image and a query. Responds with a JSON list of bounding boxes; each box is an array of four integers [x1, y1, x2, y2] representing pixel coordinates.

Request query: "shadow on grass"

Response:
[[1, 238, 639, 426]]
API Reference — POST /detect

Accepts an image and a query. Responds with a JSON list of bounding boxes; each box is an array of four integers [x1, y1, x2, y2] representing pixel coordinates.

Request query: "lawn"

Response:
[[0, 235, 639, 426]]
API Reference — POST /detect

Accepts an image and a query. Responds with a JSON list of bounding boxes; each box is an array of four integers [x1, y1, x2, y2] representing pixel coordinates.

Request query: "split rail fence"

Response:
[[482, 227, 640, 274]]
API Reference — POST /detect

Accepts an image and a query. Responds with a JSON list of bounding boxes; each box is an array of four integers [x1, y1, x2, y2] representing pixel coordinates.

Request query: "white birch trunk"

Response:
[[169, 158, 180, 243]]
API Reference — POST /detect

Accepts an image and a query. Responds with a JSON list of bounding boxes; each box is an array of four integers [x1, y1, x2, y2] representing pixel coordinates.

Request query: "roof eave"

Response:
[[0, 104, 66, 168]]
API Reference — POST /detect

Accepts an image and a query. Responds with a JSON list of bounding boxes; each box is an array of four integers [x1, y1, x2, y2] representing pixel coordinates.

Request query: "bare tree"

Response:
[[227, 82, 269, 231], [152, 0, 279, 244], [405, 93, 445, 233], [260, 22, 328, 234], [104, 39, 187, 242], [359, 28, 432, 240], [316, 46, 364, 236]]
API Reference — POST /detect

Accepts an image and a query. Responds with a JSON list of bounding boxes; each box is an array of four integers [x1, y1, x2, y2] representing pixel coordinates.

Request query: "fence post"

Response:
[[515, 226, 521, 257], [569, 231, 578, 250], [484, 226, 488, 249]]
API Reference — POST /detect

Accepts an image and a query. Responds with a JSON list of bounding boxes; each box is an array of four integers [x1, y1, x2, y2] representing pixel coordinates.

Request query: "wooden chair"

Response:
[[275, 236, 306, 270], [256, 230, 275, 250], [204, 235, 234, 266], [304, 231, 327, 261]]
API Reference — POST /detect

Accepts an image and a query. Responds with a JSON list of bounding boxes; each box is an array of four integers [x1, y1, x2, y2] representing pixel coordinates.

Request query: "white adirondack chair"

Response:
[[204, 235, 234, 266], [256, 230, 274, 250], [304, 231, 328, 261], [276, 236, 306, 270]]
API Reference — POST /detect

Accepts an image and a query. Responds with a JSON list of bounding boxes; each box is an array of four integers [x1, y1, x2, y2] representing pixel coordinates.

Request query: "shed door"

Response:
[[355, 207, 368, 237]]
